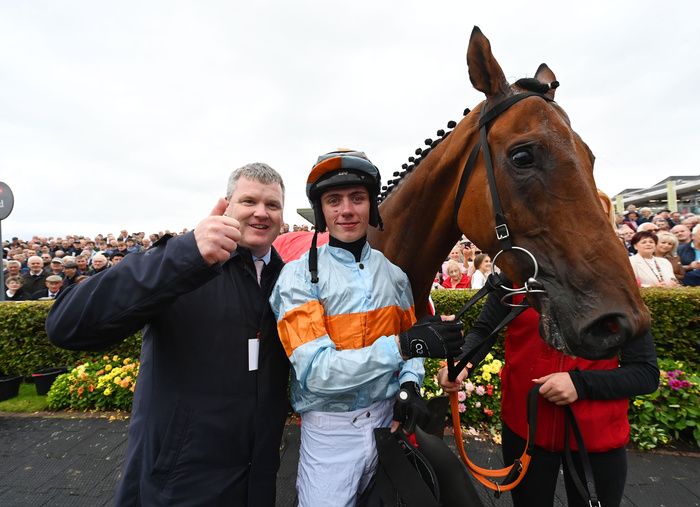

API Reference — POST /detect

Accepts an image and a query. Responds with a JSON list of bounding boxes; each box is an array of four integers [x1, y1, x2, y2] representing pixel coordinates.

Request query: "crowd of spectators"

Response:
[[4, 208, 700, 301], [2, 229, 175, 301]]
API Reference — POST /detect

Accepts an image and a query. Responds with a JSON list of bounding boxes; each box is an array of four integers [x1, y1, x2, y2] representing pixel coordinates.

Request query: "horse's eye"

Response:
[[511, 148, 535, 167]]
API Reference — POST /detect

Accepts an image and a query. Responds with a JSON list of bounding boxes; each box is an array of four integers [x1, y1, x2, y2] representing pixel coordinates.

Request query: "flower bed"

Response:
[[47, 355, 138, 411]]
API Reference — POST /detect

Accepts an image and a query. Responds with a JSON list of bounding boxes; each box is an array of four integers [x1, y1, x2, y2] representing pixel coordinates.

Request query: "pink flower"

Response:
[[475, 401, 481, 408], [681, 380, 691, 388], [483, 408, 494, 417], [458, 403, 466, 413], [667, 370, 676, 379], [476, 385, 486, 396], [465, 381, 475, 394], [458, 391, 467, 402], [669, 379, 682, 390]]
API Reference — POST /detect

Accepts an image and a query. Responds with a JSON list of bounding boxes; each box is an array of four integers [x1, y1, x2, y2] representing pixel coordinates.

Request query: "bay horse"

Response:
[[366, 26, 650, 360]]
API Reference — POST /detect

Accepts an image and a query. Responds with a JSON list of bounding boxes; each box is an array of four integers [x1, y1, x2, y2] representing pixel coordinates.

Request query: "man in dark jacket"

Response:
[[46, 163, 289, 506], [678, 224, 700, 286]]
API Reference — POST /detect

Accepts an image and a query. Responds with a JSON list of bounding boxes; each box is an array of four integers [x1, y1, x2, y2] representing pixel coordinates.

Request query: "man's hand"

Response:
[[194, 198, 242, 265], [392, 382, 431, 434], [398, 315, 463, 359], [534, 372, 579, 406], [437, 364, 470, 393]]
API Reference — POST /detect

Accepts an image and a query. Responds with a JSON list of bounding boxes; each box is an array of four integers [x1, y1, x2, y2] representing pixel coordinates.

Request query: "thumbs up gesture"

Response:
[[194, 198, 242, 265]]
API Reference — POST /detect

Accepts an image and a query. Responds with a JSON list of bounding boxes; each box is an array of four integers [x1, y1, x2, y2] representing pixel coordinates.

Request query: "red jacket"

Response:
[[442, 274, 470, 289], [500, 307, 629, 452]]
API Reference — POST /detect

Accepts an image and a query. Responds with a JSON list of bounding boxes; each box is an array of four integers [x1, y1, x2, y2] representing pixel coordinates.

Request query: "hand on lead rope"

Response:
[[533, 372, 579, 406], [194, 198, 242, 265], [398, 314, 463, 359], [437, 363, 471, 393], [392, 381, 432, 434]]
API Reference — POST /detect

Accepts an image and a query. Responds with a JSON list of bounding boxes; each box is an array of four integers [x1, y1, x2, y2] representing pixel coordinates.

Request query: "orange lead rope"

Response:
[[449, 385, 540, 496]]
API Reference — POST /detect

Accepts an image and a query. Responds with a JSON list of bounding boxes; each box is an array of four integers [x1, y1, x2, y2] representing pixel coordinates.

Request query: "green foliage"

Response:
[[642, 288, 700, 367], [629, 358, 700, 450], [0, 301, 142, 376], [47, 355, 138, 411]]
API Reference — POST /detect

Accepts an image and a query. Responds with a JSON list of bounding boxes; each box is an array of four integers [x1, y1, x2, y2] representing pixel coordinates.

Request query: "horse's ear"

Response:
[[467, 26, 510, 99], [535, 63, 558, 99]]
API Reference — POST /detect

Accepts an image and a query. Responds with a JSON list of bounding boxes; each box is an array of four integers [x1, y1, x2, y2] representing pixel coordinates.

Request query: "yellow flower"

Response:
[[112, 355, 120, 362], [123, 358, 132, 365], [114, 377, 122, 385], [104, 388, 112, 396], [103, 355, 110, 361], [105, 365, 112, 372], [633, 399, 643, 407], [482, 372, 492, 382]]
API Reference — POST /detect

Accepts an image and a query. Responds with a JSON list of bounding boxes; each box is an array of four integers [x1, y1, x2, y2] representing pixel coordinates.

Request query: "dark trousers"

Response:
[[502, 424, 627, 507]]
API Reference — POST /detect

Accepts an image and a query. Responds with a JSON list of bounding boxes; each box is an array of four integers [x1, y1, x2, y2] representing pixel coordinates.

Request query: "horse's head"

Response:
[[454, 27, 650, 359]]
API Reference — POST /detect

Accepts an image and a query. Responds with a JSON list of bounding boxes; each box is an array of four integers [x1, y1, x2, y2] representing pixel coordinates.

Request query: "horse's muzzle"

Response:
[[576, 313, 632, 359]]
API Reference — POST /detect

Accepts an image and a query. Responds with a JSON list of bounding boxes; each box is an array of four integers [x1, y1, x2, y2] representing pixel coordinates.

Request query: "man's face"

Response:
[[619, 226, 635, 242], [111, 255, 123, 265], [694, 228, 700, 247], [225, 176, 284, 257], [51, 263, 63, 274], [64, 266, 77, 277], [28, 257, 43, 273], [671, 225, 691, 243], [653, 218, 670, 231], [41, 253, 52, 264], [672, 212, 681, 222], [321, 185, 371, 243], [92, 257, 107, 270], [76, 258, 88, 270], [46, 280, 63, 293]]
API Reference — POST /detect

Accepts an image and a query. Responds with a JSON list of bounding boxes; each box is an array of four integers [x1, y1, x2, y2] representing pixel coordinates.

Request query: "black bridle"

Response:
[[447, 91, 555, 382]]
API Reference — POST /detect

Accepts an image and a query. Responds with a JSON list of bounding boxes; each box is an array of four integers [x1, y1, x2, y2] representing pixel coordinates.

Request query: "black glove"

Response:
[[393, 382, 431, 433], [398, 317, 463, 359]]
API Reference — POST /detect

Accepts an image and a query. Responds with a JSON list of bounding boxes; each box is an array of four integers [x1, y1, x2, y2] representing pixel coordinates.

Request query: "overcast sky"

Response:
[[1, 1, 698, 240]]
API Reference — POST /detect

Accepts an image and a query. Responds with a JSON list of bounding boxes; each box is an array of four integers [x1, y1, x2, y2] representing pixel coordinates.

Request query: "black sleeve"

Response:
[[46, 232, 221, 351], [457, 288, 510, 367], [569, 330, 660, 400]]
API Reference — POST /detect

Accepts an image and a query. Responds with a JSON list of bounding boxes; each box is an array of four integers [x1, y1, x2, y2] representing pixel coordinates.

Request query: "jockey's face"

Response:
[[321, 186, 370, 243]]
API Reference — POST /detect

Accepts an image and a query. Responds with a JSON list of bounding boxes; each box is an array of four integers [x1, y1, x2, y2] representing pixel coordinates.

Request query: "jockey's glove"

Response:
[[393, 381, 431, 434], [399, 316, 464, 359]]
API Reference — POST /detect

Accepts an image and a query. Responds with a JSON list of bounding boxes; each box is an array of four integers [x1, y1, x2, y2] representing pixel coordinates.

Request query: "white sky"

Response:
[[1, 1, 698, 240]]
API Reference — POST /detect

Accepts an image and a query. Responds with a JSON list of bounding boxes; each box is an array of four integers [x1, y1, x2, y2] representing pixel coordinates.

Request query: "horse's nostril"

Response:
[[604, 319, 620, 334]]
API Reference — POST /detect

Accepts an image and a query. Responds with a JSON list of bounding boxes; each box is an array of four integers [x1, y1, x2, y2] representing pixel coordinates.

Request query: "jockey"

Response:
[[269, 149, 463, 506]]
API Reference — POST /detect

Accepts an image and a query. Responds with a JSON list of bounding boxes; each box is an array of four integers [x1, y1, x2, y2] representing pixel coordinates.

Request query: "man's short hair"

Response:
[[226, 163, 285, 200], [7, 260, 21, 268], [46, 275, 63, 283]]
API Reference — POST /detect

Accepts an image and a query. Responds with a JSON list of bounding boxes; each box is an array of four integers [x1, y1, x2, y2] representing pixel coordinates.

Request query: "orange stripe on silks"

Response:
[[324, 305, 416, 351], [278, 300, 328, 357]]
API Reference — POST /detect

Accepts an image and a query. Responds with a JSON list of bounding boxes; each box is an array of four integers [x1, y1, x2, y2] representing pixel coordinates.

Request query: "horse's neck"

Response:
[[369, 127, 477, 315]]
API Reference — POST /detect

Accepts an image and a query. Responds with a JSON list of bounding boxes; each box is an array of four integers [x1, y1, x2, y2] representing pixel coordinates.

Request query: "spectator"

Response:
[[671, 224, 692, 245], [31, 274, 64, 300], [40, 253, 53, 272], [75, 255, 89, 274], [125, 237, 142, 254], [442, 259, 471, 289], [88, 254, 109, 275], [682, 214, 699, 230], [629, 231, 678, 287], [441, 245, 468, 279], [4, 260, 22, 279], [637, 222, 659, 233], [637, 207, 653, 225], [678, 224, 700, 286], [622, 211, 639, 231], [655, 231, 684, 283], [4, 276, 28, 301], [470, 253, 493, 289], [652, 216, 671, 231], [22, 255, 47, 295], [110, 251, 126, 266], [671, 211, 682, 226], [49, 258, 64, 276], [617, 225, 636, 255], [62, 260, 80, 288]]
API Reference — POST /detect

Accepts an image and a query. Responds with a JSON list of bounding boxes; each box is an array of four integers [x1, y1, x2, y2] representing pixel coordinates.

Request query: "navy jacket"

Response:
[[46, 232, 290, 506], [678, 242, 700, 286]]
